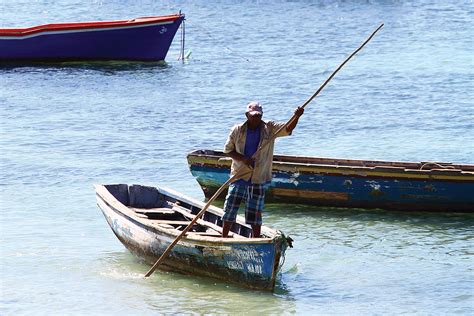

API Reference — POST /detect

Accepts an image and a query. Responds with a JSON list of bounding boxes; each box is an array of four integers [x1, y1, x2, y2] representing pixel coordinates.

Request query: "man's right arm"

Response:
[[227, 150, 253, 167], [224, 124, 253, 167]]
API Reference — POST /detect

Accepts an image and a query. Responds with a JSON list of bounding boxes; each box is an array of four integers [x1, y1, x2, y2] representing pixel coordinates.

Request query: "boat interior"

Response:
[[104, 184, 255, 239]]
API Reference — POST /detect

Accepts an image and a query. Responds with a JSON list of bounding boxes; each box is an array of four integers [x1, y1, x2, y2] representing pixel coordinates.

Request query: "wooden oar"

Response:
[[144, 23, 384, 278]]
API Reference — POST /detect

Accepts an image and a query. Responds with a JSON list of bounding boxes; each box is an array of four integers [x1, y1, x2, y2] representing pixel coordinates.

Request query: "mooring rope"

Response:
[[419, 162, 455, 170], [278, 249, 287, 272], [178, 15, 186, 62]]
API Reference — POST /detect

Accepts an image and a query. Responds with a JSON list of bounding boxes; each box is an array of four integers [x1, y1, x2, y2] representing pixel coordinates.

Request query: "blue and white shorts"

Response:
[[222, 183, 266, 225]]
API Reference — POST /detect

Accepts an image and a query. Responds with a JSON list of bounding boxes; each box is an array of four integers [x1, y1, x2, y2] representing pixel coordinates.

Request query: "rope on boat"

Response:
[[278, 251, 287, 272], [178, 14, 186, 62], [277, 235, 293, 272], [419, 162, 455, 170]]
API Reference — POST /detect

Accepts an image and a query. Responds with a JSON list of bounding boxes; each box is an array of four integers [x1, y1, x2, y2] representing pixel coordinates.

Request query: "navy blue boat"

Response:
[[0, 13, 184, 62], [95, 183, 291, 291]]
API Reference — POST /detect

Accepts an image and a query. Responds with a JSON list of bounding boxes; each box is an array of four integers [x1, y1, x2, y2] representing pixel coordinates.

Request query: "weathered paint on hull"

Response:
[[96, 193, 285, 290], [187, 150, 474, 212]]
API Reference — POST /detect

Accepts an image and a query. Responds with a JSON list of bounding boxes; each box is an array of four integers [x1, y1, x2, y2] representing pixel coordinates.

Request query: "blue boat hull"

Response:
[[0, 15, 183, 61], [187, 150, 474, 212]]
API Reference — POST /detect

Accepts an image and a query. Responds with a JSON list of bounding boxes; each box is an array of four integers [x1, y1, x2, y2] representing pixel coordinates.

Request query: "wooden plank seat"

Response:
[[152, 220, 191, 225], [131, 207, 175, 215], [186, 231, 223, 237], [170, 204, 249, 239], [130, 205, 248, 239], [131, 207, 188, 222]]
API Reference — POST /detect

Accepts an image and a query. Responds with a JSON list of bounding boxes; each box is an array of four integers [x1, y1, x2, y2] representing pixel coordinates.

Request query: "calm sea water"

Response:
[[1, 1, 473, 315]]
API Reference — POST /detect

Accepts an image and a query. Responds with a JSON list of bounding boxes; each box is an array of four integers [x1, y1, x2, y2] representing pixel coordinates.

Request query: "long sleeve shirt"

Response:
[[223, 120, 291, 184]]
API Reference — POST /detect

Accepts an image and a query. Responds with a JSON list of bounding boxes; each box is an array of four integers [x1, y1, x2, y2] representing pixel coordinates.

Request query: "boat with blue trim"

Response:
[[95, 183, 291, 291], [0, 13, 184, 62], [187, 149, 474, 212]]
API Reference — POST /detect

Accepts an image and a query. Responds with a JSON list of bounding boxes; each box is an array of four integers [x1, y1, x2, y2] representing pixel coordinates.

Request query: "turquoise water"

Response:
[[1, 1, 473, 315]]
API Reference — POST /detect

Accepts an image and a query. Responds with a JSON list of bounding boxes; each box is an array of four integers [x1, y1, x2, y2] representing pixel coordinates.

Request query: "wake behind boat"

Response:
[[0, 13, 184, 62], [187, 149, 474, 212], [95, 183, 291, 291]]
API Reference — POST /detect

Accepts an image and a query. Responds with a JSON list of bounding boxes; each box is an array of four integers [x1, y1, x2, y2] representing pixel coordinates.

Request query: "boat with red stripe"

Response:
[[0, 13, 184, 62]]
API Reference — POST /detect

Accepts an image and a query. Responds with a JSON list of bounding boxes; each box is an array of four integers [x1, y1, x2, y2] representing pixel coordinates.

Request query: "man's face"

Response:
[[246, 112, 263, 125]]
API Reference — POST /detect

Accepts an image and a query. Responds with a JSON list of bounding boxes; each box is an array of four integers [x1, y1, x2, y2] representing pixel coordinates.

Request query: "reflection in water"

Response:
[[0, 60, 170, 72], [262, 204, 474, 313], [97, 250, 297, 313], [265, 203, 474, 229]]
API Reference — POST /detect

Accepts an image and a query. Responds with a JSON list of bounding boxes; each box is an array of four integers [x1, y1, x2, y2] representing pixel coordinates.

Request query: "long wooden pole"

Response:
[[261, 23, 385, 152], [144, 23, 384, 278]]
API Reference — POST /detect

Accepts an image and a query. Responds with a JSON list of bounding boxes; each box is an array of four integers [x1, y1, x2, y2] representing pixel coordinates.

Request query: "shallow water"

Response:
[[1, 1, 473, 315]]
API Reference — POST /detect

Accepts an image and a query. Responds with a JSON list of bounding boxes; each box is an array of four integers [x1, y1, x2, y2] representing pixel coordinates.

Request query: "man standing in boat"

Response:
[[222, 101, 304, 238]]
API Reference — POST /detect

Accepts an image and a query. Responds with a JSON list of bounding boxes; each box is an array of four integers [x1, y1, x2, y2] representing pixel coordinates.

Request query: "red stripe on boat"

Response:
[[0, 14, 181, 37]]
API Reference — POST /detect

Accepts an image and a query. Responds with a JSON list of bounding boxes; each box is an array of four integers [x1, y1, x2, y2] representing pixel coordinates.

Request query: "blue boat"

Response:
[[95, 183, 291, 291], [0, 13, 184, 62], [187, 149, 474, 212]]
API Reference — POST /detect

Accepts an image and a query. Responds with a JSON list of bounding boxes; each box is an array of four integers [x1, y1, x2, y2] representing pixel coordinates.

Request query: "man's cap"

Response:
[[246, 101, 263, 115]]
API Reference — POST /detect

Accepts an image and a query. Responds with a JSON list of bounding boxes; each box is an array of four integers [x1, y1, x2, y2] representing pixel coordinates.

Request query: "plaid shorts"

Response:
[[222, 183, 266, 225]]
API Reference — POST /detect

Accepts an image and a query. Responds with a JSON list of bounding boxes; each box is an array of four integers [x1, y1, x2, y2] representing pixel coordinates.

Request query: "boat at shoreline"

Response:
[[187, 149, 474, 212], [0, 13, 184, 62], [95, 183, 291, 291]]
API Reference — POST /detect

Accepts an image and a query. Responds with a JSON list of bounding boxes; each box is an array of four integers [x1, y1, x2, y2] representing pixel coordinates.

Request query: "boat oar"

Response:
[[144, 23, 383, 278]]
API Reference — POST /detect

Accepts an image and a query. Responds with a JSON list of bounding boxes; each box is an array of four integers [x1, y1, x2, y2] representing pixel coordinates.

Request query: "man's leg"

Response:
[[221, 184, 245, 237], [251, 224, 261, 238], [222, 221, 233, 238], [245, 184, 265, 238]]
